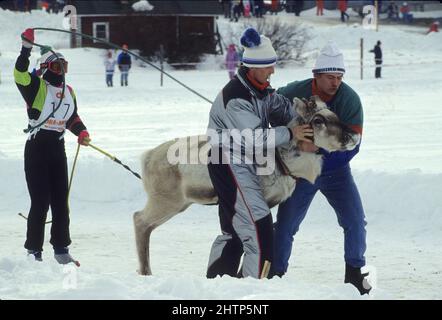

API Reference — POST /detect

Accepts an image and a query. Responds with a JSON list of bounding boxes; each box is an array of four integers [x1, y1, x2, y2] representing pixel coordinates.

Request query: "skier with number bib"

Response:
[[14, 28, 91, 265]]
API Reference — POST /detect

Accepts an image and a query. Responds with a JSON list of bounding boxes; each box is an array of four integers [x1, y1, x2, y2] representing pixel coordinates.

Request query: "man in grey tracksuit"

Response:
[[206, 28, 312, 279]]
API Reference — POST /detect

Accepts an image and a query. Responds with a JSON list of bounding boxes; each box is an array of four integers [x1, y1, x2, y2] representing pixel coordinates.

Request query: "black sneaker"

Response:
[[344, 263, 372, 295], [27, 250, 42, 261], [267, 269, 284, 279]]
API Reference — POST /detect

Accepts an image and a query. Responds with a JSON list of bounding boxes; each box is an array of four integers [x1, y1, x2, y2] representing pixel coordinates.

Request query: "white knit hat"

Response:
[[240, 28, 277, 68], [312, 41, 345, 74], [41, 51, 65, 64]]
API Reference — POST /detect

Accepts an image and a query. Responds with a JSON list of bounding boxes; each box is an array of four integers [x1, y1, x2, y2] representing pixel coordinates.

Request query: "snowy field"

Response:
[[1, 9, 442, 300]]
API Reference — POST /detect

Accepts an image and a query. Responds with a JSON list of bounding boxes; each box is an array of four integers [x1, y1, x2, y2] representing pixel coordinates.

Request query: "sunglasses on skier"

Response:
[[40, 59, 68, 75]]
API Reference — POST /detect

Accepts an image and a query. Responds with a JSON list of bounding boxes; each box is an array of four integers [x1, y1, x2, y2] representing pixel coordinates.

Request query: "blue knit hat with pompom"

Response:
[[240, 28, 277, 68]]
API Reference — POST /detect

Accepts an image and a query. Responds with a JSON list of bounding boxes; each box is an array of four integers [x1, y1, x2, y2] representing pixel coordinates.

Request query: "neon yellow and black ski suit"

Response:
[[14, 46, 87, 252]]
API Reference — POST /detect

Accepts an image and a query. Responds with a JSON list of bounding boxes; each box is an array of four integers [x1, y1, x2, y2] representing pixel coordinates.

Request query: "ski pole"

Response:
[[29, 27, 213, 104], [67, 143, 81, 212], [87, 143, 142, 180]]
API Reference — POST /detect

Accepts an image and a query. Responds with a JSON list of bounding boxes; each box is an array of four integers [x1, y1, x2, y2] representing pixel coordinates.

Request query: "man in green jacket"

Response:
[[271, 42, 371, 295]]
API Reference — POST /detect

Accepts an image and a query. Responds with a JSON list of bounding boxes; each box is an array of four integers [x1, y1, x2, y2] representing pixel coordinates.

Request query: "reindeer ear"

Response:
[[293, 97, 305, 107]]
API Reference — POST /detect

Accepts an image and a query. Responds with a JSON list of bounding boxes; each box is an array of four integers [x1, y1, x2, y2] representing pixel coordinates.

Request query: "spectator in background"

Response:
[[225, 44, 239, 80], [220, 0, 231, 19], [231, 0, 242, 22], [400, 2, 413, 24], [53, 0, 66, 14], [369, 40, 382, 79], [427, 21, 439, 34], [118, 44, 132, 86], [243, 0, 251, 17], [104, 50, 116, 87], [285, 0, 294, 13], [41, 0, 49, 11], [376, 0, 383, 13], [316, 0, 324, 16], [338, 0, 349, 22], [387, 1, 399, 21], [271, 0, 278, 15], [249, 0, 255, 16], [293, 0, 304, 16], [254, 0, 264, 18], [15, 0, 26, 11]]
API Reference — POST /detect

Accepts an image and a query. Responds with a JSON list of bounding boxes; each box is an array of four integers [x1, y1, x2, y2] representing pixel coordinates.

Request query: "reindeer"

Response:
[[133, 96, 360, 275]]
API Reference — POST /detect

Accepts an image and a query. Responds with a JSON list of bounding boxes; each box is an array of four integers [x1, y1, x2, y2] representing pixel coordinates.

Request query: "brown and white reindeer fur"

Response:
[[133, 96, 360, 275]]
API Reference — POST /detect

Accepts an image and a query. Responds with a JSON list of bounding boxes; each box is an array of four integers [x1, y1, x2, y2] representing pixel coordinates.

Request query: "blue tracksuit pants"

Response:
[[273, 165, 367, 274]]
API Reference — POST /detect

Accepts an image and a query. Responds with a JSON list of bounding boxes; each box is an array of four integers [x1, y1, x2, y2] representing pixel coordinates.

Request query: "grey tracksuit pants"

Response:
[[207, 150, 273, 279]]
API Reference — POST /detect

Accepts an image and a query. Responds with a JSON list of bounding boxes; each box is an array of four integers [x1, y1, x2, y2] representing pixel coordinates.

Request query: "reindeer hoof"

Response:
[[137, 268, 151, 276]]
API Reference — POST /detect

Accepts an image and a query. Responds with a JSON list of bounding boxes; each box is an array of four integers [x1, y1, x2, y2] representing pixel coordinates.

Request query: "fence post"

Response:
[[360, 38, 364, 80], [375, 0, 379, 32], [160, 44, 164, 87]]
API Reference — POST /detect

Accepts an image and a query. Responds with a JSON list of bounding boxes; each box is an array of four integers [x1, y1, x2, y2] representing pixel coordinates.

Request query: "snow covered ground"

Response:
[[1, 9, 442, 300]]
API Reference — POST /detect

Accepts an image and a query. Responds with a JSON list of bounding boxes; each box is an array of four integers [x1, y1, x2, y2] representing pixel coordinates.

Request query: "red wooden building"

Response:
[[68, 0, 223, 63]]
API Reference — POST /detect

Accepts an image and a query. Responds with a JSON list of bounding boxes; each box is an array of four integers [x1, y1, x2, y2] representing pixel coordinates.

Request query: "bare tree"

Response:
[[223, 18, 311, 66]]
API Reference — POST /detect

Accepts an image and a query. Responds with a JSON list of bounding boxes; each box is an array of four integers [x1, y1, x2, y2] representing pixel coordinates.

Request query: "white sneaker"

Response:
[[27, 250, 42, 261]]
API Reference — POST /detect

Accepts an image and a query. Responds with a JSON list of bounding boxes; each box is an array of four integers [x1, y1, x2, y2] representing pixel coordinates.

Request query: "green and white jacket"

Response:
[[14, 46, 86, 140]]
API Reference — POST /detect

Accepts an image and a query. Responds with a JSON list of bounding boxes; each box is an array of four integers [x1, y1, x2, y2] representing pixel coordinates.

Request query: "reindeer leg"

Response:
[[133, 209, 153, 275], [133, 196, 186, 276]]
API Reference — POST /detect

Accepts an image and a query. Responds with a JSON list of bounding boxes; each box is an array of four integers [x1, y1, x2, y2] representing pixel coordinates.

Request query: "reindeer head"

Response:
[[291, 95, 360, 152]]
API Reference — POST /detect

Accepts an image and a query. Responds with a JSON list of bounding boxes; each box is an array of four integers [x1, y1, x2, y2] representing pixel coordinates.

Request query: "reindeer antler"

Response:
[[301, 97, 318, 109], [301, 97, 310, 107], [308, 96, 318, 109]]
